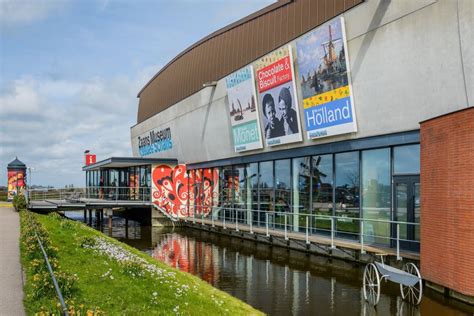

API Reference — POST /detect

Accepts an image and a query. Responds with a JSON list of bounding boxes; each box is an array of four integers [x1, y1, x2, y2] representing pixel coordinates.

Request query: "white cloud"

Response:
[[0, 68, 151, 187], [0, 78, 42, 114], [0, 0, 69, 27]]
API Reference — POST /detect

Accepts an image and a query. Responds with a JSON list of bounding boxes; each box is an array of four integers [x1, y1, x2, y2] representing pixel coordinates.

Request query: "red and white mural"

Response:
[[152, 164, 219, 218], [152, 235, 218, 284]]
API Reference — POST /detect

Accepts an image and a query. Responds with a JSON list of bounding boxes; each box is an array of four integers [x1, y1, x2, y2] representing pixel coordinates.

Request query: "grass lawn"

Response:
[[21, 212, 263, 315]]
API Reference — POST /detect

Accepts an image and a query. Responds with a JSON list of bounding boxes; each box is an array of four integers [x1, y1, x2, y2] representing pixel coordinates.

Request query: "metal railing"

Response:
[[27, 211, 69, 315], [27, 187, 151, 202], [85, 186, 151, 201], [28, 188, 86, 201], [177, 204, 420, 259]]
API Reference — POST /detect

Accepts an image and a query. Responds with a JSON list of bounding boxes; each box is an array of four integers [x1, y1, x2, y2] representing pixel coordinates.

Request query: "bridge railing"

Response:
[[27, 187, 151, 202], [177, 204, 420, 258], [28, 188, 86, 201], [85, 186, 150, 201]]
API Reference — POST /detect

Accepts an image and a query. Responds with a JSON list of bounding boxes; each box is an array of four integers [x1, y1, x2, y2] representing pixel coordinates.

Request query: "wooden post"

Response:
[[108, 211, 113, 237]]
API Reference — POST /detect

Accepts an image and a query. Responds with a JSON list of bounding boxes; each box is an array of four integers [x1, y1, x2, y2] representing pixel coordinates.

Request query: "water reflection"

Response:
[[64, 212, 473, 316]]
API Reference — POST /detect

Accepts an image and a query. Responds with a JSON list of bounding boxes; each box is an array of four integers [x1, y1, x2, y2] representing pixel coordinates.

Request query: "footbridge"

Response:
[[27, 187, 152, 211]]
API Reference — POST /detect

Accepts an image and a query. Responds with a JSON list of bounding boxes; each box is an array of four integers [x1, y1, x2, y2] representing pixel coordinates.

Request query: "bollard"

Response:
[[223, 213, 226, 229], [250, 218, 253, 234], [284, 215, 288, 240]]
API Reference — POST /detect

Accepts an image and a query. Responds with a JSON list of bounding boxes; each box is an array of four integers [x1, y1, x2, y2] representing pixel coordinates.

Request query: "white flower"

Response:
[[153, 292, 158, 296]]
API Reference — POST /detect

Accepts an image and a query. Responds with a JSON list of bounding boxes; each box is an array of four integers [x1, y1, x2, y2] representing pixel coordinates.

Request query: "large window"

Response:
[[312, 155, 334, 233], [362, 149, 391, 245], [247, 163, 258, 225], [258, 161, 273, 227], [292, 157, 310, 232], [335, 152, 360, 238], [234, 165, 247, 223], [394, 145, 420, 174], [274, 159, 291, 229]]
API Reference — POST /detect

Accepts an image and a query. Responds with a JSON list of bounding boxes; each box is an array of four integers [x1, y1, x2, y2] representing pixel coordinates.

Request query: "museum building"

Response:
[[84, 0, 474, 302]]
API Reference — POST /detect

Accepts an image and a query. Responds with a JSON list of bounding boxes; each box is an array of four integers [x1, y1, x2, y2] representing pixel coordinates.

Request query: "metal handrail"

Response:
[[175, 203, 420, 258], [27, 186, 151, 202], [28, 212, 69, 315]]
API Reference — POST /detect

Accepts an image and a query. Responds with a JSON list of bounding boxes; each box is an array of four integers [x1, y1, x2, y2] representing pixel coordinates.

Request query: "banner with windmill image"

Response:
[[225, 65, 263, 152], [296, 17, 357, 140]]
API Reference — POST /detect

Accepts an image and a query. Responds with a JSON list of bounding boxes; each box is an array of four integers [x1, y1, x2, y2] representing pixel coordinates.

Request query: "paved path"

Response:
[[0, 206, 25, 316]]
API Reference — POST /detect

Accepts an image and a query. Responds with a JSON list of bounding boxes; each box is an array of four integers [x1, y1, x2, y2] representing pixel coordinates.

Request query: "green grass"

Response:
[[21, 212, 263, 315]]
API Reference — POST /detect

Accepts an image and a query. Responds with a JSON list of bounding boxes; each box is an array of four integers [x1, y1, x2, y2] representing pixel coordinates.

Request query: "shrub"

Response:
[[20, 211, 77, 300], [79, 236, 96, 248], [13, 194, 27, 211]]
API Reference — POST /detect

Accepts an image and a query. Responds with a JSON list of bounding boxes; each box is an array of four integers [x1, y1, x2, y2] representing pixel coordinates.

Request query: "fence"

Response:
[[177, 205, 420, 259], [27, 187, 151, 202]]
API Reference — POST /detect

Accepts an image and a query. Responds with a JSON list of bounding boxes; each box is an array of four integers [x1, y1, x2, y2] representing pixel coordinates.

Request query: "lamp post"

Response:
[[27, 167, 33, 201]]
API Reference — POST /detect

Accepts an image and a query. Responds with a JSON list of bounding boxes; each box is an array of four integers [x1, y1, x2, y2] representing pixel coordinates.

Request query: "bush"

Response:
[[13, 194, 27, 211], [20, 211, 77, 300]]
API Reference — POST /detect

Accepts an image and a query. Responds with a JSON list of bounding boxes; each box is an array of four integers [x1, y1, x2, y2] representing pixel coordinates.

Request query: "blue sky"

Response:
[[0, 0, 274, 187]]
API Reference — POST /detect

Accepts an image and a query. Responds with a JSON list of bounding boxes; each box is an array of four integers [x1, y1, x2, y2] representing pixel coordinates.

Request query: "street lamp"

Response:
[[28, 167, 34, 188], [27, 167, 34, 201]]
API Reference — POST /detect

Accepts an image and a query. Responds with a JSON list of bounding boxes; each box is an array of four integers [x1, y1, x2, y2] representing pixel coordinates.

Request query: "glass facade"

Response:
[[189, 143, 420, 248], [84, 144, 420, 249], [394, 144, 420, 174], [85, 165, 151, 201], [361, 149, 391, 245]]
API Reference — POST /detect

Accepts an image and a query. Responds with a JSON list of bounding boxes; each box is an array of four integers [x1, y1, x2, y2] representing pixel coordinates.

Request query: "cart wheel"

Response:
[[400, 263, 423, 305], [363, 263, 381, 306]]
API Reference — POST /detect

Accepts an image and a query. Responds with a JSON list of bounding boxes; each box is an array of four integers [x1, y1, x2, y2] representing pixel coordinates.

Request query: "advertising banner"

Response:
[[7, 170, 25, 200], [225, 65, 263, 152], [254, 45, 302, 147], [295, 17, 357, 139]]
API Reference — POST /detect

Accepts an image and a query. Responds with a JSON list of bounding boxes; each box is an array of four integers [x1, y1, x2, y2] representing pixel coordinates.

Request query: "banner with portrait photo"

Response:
[[225, 65, 263, 152], [254, 45, 302, 147], [296, 17, 357, 139]]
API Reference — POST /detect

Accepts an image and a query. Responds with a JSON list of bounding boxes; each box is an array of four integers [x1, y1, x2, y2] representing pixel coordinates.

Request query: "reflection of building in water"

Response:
[[152, 236, 219, 285]]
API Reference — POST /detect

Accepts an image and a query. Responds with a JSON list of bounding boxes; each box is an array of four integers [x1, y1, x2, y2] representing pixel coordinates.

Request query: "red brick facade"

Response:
[[420, 107, 474, 297]]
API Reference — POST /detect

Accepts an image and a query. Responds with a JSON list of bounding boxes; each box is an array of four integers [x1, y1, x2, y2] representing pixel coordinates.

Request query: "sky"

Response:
[[0, 0, 275, 187]]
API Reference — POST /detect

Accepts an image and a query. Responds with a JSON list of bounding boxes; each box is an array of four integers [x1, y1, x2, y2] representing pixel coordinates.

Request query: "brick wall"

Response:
[[420, 107, 474, 297]]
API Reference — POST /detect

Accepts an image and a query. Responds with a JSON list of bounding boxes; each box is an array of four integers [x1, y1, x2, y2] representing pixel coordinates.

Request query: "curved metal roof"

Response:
[[136, 0, 363, 124]]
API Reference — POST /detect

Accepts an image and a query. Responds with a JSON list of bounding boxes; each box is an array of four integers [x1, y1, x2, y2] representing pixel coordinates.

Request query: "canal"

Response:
[[66, 212, 474, 315]]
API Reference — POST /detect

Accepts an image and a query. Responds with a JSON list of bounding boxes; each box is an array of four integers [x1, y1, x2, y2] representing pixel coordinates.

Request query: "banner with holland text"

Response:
[[225, 65, 263, 152], [254, 45, 302, 147], [295, 17, 357, 139]]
